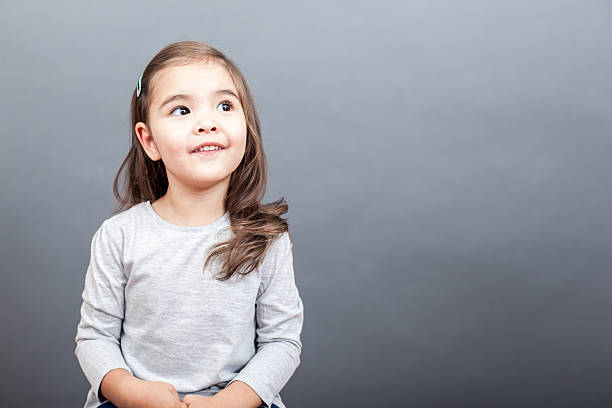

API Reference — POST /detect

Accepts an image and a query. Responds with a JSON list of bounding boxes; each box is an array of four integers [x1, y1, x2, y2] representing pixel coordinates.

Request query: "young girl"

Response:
[[74, 41, 304, 408]]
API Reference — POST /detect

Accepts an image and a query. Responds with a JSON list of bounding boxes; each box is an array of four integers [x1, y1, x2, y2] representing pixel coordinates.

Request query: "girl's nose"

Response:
[[194, 119, 217, 134], [198, 125, 217, 133]]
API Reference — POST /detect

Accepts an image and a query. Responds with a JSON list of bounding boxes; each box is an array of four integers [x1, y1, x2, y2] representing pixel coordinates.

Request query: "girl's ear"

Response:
[[134, 122, 161, 161]]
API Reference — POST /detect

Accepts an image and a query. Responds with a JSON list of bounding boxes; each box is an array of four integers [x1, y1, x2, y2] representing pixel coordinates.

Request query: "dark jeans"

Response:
[[98, 402, 279, 408]]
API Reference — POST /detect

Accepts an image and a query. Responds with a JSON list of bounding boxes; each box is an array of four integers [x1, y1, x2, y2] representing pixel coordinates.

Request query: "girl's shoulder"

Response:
[[272, 231, 292, 251], [97, 201, 149, 235], [261, 231, 293, 268], [256, 232, 296, 295]]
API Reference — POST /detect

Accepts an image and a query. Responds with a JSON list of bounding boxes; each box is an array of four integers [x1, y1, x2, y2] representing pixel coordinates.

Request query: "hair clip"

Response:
[[136, 74, 143, 98]]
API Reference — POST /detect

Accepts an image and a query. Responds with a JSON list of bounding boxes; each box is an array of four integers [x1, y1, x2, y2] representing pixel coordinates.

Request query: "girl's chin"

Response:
[[188, 175, 231, 185]]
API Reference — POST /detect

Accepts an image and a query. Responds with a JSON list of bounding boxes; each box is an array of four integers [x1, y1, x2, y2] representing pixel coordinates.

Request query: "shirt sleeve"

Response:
[[74, 220, 133, 404], [228, 231, 304, 407]]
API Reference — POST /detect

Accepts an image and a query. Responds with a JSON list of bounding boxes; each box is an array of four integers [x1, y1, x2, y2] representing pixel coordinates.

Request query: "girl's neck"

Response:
[[151, 185, 227, 228]]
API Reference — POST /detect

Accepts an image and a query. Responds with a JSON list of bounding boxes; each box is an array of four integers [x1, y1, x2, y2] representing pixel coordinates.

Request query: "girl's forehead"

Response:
[[154, 62, 233, 89]]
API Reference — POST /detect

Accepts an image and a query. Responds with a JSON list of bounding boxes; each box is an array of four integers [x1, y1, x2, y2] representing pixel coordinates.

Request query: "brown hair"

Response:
[[112, 40, 289, 281]]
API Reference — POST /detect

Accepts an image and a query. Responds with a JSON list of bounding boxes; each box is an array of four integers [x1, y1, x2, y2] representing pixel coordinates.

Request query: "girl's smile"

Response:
[[191, 146, 225, 156]]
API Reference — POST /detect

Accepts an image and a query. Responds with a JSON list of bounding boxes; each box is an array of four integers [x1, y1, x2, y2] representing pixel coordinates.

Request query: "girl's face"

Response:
[[135, 61, 247, 193]]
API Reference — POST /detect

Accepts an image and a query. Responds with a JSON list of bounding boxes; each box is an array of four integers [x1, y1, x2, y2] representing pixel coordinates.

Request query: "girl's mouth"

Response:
[[192, 147, 225, 156]]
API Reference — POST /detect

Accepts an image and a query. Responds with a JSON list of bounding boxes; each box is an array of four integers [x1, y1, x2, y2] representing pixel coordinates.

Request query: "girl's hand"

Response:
[[129, 379, 185, 408], [181, 394, 217, 408]]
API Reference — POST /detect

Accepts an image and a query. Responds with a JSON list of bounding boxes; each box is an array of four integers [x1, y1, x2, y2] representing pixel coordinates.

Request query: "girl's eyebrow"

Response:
[[158, 89, 239, 110]]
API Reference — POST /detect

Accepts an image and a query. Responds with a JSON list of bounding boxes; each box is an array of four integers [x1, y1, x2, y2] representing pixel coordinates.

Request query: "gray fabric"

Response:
[[75, 201, 303, 408]]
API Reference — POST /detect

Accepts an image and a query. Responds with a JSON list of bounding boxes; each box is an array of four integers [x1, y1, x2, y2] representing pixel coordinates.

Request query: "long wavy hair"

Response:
[[112, 41, 289, 281]]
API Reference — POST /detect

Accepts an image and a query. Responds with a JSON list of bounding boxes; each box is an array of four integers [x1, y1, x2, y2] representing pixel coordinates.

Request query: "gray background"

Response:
[[1, 1, 611, 407]]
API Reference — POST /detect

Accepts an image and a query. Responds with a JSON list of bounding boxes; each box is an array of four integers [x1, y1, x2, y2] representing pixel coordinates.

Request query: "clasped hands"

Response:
[[128, 380, 220, 408]]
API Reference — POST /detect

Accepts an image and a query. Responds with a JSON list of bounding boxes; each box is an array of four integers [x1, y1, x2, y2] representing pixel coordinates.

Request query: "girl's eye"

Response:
[[170, 106, 190, 116], [217, 100, 234, 112]]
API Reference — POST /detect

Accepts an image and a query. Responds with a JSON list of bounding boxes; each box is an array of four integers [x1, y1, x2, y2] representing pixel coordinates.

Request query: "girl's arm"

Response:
[[100, 368, 139, 405], [102, 368, 187, 408], [74, 220, 134, 406], [217, 232, 304, 408], [208, 380, 262, 408]]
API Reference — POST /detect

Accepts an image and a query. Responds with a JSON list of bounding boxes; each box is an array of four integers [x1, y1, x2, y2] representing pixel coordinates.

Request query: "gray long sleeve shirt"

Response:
[[74, 200, 304, 408]]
